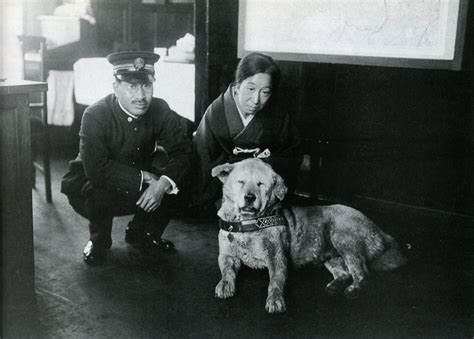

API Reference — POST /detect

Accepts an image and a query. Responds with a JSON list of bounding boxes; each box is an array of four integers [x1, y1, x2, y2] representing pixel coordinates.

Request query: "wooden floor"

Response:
[[28, 155, 473, 338]]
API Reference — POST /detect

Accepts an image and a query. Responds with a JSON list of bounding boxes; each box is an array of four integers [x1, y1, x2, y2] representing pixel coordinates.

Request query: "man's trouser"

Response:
[[67, 182, 177, 249]]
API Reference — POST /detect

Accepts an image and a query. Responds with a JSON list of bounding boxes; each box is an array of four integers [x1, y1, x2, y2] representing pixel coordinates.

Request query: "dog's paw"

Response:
[[215, 279, 235, 299], [344, 284, 362, 299], [265, 295, 287, 314], [325, 275, 352, 295]]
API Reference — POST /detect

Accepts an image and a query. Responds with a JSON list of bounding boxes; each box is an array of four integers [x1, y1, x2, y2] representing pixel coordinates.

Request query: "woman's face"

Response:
[[234, 73, 272, 116]]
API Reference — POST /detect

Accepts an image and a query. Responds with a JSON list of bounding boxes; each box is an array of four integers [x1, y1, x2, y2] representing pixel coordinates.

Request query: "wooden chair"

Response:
[[18, 35, 52, 203]]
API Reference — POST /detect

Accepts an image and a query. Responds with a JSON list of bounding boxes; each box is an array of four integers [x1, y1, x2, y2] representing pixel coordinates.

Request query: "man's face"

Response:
[[114, 80, 153, 116]]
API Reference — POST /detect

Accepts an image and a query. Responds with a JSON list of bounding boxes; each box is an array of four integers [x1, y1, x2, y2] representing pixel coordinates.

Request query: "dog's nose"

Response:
[[244, 193, 256, 203]]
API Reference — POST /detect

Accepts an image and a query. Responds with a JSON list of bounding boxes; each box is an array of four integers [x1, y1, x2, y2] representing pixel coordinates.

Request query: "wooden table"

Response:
[[0, 80, 48, 337]]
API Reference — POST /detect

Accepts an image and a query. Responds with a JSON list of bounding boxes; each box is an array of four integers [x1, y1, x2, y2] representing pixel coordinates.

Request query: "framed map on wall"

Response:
[[238, 0, 468, 70]]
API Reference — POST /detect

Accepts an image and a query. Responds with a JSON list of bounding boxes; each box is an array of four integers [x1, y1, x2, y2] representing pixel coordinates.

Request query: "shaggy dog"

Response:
[[212, 158, 406, 314]]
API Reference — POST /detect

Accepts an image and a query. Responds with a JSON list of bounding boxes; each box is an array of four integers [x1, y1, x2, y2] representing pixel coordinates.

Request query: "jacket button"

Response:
[[133, 127, 138, 132], [127, 117, 133, 122]]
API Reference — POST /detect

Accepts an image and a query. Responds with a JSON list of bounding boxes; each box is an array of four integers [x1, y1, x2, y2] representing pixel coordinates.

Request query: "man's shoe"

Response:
[[83, 241, 106, 265], [143, 232, 174, 251], [125, 224, 143, 245]]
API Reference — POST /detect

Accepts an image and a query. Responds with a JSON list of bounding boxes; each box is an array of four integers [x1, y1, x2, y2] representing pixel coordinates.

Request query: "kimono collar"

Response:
[[223, 86, 245, 137], [230, 86, 255, 127], [223, 85, 268, 140]]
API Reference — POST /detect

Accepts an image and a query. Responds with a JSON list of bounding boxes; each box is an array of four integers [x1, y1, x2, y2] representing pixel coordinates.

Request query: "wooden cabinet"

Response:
[[0, 80, 47, 337], [92, 0, 194, 53]]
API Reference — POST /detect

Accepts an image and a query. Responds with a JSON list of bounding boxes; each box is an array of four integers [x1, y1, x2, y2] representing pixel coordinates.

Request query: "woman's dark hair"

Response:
[[234, 53, 281, 90]]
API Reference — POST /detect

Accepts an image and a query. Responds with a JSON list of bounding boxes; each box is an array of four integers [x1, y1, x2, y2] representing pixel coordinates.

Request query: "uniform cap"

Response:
[[106, 51, 160, 79]]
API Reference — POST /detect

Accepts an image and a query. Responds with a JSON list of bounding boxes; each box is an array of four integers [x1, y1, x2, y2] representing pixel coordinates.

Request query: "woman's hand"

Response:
[[136, 176, 171, 212]]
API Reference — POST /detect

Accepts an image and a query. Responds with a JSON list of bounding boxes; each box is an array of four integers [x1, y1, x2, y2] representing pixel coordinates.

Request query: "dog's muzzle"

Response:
[[239, 192, 261, 214]]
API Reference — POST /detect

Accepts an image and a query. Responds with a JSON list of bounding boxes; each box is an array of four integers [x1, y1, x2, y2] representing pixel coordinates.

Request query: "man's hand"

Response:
[[142, 170, 159, 184], [136, 176, 171, 212]]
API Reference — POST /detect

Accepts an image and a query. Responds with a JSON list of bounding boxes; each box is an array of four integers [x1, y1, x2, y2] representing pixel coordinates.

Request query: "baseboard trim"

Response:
[[353, 195, 474, 219], [315, 193, 474, 221]]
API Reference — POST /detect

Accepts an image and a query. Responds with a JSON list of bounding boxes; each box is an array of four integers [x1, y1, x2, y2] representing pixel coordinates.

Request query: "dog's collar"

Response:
[[219, 214, 287, 233]]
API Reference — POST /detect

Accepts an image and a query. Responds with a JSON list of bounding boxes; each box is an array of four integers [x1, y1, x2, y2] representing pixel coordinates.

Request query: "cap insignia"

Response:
[[133, 57, 145, 71]]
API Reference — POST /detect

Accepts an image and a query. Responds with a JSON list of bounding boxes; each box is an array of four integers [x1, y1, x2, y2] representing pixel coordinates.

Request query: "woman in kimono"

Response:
[[195, 52, 303, 211]]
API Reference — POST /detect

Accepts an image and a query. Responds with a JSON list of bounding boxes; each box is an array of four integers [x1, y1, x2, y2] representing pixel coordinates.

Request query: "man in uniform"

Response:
[[61, 51, 193, 264]]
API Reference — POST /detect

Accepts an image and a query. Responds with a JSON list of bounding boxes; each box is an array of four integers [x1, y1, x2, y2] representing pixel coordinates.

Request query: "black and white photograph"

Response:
[[0, 0, 472, 337]]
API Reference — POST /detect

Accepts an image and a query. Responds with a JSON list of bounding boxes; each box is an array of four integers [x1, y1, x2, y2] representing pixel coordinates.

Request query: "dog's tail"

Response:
[[370, 232, 407, 271]]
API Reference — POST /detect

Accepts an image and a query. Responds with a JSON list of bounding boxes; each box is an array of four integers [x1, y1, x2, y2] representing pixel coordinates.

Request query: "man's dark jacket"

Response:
[[61, 94, 193, 198]]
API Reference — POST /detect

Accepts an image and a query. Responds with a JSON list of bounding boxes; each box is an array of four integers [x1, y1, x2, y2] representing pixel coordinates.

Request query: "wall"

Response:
[[23, 0, 57, 37], [195, 0, 239, 120], [196, 0, 473, 216], [0, 1, 25, 80], [298, 63, 472, 214]]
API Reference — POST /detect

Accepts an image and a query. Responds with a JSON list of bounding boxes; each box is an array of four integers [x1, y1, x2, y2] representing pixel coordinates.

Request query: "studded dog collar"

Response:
[[219, 214, 288, 233]]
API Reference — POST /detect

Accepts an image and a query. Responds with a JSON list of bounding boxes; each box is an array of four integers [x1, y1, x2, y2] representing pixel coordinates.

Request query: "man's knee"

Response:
[[68, 196, 89, 219], [68, 184, 137, 221]]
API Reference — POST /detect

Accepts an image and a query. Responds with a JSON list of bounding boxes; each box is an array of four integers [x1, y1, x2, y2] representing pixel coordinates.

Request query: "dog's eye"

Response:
[[257, 182, 265, 187], [237, 180, 244, 185]]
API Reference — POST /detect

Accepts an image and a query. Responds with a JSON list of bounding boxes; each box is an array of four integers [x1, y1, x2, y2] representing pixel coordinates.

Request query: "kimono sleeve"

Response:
[[194, 106, 229, 203], [154, 104, 193, 189]]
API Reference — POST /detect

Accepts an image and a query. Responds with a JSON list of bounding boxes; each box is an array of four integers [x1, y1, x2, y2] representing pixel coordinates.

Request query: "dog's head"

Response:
[[212, 158, 287, 221]]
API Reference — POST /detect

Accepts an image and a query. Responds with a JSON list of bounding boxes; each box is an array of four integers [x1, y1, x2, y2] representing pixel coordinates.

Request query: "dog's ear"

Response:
[[211, 163, 235, 183], [272, 173, 288, 201]]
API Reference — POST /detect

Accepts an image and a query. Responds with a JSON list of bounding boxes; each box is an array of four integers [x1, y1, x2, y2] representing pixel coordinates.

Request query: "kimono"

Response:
[[195, 85, 303, 206]]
